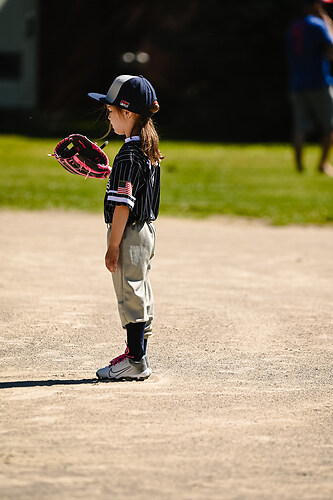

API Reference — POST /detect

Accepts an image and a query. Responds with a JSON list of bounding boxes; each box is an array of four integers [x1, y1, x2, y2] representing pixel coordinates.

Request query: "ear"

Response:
[[124, 110, 134, 119]]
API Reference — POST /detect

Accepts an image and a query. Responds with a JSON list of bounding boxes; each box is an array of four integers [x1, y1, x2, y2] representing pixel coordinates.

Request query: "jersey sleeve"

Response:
[[105, 154, 142, 211], [313, 19, 333, 47]]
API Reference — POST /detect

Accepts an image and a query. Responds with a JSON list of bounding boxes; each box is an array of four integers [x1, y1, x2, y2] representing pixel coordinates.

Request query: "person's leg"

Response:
[[112, 222, 155, 352], [290, 91, 308, 173], [96, 225, 154, 380], [143, 229, 155, 354], [292, 130, 305, 172], [126, 321, 146, 361], [318, 131, 333, 174]]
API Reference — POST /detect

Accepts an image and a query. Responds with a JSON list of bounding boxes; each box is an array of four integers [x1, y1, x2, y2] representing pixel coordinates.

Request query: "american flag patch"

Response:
[[120, 100, 129, 108], [118, 180, 133, 196]]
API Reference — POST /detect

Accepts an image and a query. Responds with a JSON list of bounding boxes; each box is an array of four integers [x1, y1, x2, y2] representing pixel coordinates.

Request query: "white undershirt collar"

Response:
[[125, 135, 140, 143]]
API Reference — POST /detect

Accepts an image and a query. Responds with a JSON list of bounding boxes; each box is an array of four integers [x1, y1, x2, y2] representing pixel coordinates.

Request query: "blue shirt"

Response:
[[287, 15, 333, 91]]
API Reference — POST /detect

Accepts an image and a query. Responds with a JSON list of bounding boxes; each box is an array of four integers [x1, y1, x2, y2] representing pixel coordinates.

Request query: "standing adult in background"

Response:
[[287, 0, 333, 174]]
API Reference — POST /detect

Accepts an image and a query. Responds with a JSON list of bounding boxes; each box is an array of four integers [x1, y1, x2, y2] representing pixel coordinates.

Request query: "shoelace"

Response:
[[108, 344, 133, 367]]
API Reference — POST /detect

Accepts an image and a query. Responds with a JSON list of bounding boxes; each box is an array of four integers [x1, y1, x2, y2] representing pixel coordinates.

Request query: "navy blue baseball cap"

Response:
[[88, 75, 157, 117]]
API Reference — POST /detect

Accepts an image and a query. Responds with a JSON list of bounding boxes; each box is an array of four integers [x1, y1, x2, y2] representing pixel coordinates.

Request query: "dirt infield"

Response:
[[0, 210, 332, 500]]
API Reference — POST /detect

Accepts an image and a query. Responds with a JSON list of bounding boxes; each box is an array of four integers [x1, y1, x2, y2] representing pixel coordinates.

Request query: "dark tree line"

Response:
[[35, 0, 332, 141]]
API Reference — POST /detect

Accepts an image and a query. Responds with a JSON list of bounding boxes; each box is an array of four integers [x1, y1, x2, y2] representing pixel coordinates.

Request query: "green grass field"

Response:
[[1, 135, 332, 225]]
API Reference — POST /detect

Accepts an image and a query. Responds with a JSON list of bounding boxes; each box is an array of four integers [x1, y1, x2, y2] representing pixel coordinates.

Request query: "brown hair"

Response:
[[138, 101, 164, 166], [103, 102, 163, 166]]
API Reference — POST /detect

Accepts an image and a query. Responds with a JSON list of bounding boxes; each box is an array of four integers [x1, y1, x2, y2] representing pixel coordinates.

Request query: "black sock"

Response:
[[143, 338, 148, 355], [126, 322, 146, 361]]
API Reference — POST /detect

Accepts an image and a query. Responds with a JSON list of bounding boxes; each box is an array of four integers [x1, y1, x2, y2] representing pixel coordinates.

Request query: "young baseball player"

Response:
[[88, 75, 162, 381]]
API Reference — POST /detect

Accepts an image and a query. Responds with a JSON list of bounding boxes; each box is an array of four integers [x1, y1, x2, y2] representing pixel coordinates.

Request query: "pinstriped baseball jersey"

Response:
[[104, 136, 160, 224]]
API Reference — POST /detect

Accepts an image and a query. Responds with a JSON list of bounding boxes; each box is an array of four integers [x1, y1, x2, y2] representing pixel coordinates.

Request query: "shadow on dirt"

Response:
[[0, 379, 99, 389]]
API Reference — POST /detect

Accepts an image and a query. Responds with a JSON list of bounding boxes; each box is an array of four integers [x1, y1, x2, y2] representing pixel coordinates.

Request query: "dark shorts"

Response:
[[290, 87, 333, 135]]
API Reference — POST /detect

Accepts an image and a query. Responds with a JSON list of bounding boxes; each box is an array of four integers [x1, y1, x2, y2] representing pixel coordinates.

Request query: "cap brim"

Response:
[[88, 92, 112, 104]]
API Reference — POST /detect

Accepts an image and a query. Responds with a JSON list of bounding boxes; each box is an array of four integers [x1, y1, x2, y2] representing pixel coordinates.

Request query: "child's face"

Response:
[[107, 105, 128, 136]]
